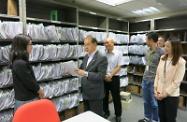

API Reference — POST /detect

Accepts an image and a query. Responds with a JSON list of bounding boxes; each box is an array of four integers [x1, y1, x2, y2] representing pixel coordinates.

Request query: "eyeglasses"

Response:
[[84, 43, 91, 47]]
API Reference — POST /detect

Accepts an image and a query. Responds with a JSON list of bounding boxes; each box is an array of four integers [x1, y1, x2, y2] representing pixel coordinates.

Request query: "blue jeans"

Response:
[[142, 79, 159, 122], [14, 97, 38, 113]]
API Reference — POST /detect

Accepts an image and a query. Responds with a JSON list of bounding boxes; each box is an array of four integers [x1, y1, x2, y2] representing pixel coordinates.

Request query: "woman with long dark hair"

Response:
[[154, 37, 186, 122], [10, 34, 44, 113]]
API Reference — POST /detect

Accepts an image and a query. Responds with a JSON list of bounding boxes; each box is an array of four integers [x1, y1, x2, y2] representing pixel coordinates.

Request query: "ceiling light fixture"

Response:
[[132, 7, 160, 15], [96, 0, 133, 6]]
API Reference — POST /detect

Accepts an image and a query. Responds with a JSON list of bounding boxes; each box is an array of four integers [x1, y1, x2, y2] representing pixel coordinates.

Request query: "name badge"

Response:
[[146, 65, 149, 71]]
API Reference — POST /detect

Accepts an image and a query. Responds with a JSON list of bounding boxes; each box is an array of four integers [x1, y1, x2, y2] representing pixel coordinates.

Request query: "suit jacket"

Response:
[[12, 59, 40, 101], [80, 51, 108, 100], [154, 56, 186, 97]]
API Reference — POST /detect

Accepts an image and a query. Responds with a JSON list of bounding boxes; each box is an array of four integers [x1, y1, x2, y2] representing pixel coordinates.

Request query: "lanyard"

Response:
[[163, 59, 172, 80], [148, 50, 153, 64]]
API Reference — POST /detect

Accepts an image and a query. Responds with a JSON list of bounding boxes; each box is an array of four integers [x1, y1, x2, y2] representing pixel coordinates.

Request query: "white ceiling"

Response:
[[58, 0, 187, 20]]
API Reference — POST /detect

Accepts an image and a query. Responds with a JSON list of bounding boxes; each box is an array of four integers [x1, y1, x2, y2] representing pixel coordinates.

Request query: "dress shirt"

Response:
[[105, 48, 124, 76], [86, 50, 97, 67]]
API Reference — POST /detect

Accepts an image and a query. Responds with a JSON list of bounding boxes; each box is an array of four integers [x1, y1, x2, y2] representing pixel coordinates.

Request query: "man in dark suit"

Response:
[[75, 35, 108, 117]]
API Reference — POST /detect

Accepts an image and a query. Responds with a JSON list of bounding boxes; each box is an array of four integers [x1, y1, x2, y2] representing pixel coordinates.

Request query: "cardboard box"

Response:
[[108, 92, 113, 102], [140, 88, 143, 95], [120, 91, 131, 102], [64, 108, 76, 119], [131, 85, 139, 94], [121, 99, 132, 110], [178, 96, 184, 108], [7, 0, 18, 16], [79, 102, 84, 114]]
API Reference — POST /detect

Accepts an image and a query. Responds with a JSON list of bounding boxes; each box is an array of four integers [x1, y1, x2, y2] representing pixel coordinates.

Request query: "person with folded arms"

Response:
[[154, 37, 186, 122]]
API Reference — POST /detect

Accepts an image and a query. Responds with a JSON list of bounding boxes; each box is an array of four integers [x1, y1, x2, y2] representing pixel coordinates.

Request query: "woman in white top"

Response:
[[154, 37, 186, 122]]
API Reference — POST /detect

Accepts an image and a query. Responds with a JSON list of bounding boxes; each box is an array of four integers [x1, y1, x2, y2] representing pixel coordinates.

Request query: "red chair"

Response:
[[12, 99, 60, 122]]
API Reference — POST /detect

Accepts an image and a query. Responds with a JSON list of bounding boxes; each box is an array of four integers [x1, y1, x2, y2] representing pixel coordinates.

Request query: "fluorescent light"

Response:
[[96, 0, 133, 6], [89, 12, 97, 15], [132, 7, 160, 15]]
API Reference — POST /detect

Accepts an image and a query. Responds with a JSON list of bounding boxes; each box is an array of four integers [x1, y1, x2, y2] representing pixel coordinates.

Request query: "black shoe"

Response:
[[104, 111, 110, 119], [115, 116, 121, 122], [138, 118, 149, 122]]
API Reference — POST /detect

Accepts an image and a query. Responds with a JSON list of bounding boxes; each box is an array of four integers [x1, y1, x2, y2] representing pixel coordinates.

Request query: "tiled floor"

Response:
[[107, 95, 187, 122]]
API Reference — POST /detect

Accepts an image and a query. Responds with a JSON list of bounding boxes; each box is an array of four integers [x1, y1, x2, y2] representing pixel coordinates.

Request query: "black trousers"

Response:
[[83, 99, 104, 117], [103, 76, 122, 116], [158, 97, 179, 122]]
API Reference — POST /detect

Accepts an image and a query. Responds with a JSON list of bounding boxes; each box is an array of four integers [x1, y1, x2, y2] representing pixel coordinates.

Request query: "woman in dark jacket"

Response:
[[10, 34, 44, 113]]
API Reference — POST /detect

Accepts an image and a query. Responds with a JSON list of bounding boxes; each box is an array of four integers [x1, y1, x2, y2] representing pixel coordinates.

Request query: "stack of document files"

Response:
[[39, 64, 54, 80], [122, 56, 130, 65], [120, 77, 128, 87], [30, 45, 43, 61], [32, 63, 41, 81], [0, 89, 15, 111], [30, 44, 81, 61], [115, 46, 128, 54], [40, 82, 53, 98], [40, 45, 57, 60], [86, 31, 107, 43], [33, 64, 54, 81], [97, 46, 105, 55], [53, 63, 66, 78], [115, 34, 129, 44], [66, 45, 75, 58], [0, 45, 11, 62], [79, 29, 88, 42], [130, 34, 146, 44], [56, 44, 70, 59], [137, 34, 146, 43], [128, 45, 147, 55], [79, 30, 108, 43], [130, 56, 146, 65], [78, 45, 86, 57], [68, 93, 79, 109], [39, 78, 79, 99], [52, 93, 79, 112], [74, 45, 83, 58], [56, 27, 79, 41], [27, 23, 48, 41], [53, 80, 66, 97], [0, 21, 23, 39], [68, 78, 79, 92], [120, 67, 127, 76], [45, 25, 59, 42], [0, 67, 13, 88], [0, 109, 13, 122], [69, 45, 78, 58]]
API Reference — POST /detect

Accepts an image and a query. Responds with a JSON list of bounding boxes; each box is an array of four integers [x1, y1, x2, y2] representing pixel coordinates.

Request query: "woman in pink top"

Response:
[[154, 37, 186, 122]]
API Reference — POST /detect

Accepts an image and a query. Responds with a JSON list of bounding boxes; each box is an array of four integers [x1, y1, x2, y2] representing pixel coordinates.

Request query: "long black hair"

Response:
[[10, 34, 32, 67], [162, 37, 182, 66]]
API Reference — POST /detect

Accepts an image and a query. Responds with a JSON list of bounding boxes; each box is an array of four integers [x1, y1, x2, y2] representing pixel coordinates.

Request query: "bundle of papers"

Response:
[[0, 21, 23, 39], [0, 109, 13, 122], [27, 23, 48, 40], [0, 89, 15, 111], [130, 34, 146, 44], [52, 93, 79, 112], [120, 77, 128, 87], [0, 67, 13, 88]]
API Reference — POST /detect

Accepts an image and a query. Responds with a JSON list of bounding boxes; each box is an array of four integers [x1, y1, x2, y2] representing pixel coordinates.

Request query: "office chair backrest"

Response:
[[12, 99, 60, 122]]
